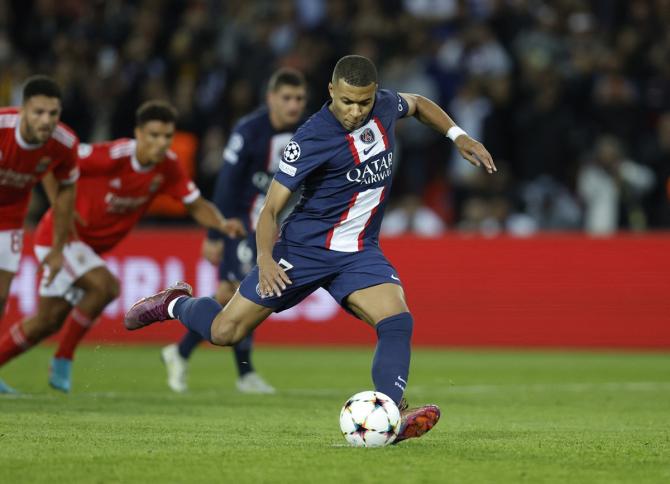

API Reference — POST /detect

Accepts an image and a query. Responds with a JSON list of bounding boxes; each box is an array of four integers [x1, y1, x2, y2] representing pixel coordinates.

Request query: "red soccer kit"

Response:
[[34, 138, 200, 254], [0, 107, 79, 230]]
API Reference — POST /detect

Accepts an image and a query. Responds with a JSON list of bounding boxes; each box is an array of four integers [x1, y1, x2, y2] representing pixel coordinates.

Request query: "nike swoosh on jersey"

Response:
[[391, 274, 400, 281], [362, 143, 378, 155]]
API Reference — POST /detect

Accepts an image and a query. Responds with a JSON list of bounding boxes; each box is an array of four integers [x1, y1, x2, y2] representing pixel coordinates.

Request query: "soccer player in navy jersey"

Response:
[[125, 55, 496, 442], [161, 68, 307, 394]]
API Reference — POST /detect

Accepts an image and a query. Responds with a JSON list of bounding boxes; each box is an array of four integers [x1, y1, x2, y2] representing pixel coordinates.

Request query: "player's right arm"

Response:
[[256, 180, 293, 298]]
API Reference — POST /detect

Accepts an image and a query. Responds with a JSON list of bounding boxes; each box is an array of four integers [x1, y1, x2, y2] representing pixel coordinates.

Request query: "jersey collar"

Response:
[[130, 140, 155, 173], [15, 120, 44, 150]]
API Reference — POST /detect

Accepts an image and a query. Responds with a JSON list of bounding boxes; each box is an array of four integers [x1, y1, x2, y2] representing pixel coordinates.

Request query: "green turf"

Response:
[[0, 345, 669, 483]]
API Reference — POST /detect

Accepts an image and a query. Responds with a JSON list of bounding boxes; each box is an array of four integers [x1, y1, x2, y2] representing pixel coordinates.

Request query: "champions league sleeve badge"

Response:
[[283, 141, 301, 162]]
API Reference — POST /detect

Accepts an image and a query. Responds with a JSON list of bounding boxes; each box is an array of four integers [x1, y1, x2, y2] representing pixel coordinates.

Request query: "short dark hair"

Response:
[[331, 55, 378, 87], [22, 75, 62, 103], [267, 68, 306, 92], [135, 100, 177, 126]]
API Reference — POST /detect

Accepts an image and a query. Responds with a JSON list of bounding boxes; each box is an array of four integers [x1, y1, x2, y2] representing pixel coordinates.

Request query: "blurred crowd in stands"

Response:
[[1, 0, 669, 236]]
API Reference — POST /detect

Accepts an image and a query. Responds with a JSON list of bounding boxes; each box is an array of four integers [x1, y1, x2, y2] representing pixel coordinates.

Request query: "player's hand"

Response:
[[455, 135, 497, 174], [220, 218, 247, 238], [39, 249, 64, 287], [201, 238, 224, 266], [257, 254, 292, 298]]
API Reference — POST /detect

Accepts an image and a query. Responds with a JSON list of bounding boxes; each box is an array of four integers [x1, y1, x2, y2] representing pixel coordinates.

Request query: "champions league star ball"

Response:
[[339, 391, 401, 447]]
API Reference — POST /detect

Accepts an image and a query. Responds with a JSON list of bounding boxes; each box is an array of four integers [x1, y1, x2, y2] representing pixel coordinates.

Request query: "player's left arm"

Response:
[[399, 92, 496, 174], [185, 196, 247, 239], [40, 181, 76, 286]]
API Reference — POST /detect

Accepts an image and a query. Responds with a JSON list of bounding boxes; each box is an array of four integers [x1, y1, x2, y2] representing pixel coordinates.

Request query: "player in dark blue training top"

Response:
[[160, 68, 307, 394], [126, 55, 496, 443]]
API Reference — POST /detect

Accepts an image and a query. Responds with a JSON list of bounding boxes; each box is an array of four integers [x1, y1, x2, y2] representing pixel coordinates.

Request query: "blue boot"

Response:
[[49, 357, 72, 393], [0, 377, 19, 394]]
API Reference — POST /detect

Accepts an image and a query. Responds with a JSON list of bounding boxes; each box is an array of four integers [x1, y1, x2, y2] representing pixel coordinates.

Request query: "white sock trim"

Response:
[[167, 296, 185, 319]]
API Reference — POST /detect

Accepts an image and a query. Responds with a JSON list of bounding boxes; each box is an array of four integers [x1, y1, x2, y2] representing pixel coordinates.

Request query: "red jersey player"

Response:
[[0, 76, 79, 393], [0, 100, 245, 394]]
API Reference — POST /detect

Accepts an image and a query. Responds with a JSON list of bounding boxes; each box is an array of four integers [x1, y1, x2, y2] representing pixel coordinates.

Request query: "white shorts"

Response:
[[0, 229, 24, 273], [35, 241, 106, 303]]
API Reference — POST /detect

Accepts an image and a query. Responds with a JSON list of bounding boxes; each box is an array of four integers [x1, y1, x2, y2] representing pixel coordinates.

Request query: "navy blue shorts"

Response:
[[238, 242, 402, 315], [218, 234, 257, 282]]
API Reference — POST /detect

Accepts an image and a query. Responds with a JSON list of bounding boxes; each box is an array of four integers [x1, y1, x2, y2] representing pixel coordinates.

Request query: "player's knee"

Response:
[[210, 317, 243, 347], [106, 275, 121, 302]]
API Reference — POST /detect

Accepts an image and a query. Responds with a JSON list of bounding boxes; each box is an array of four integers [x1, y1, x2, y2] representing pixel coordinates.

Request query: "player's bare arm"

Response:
[[256, 180, 293, 298], [399, 92, 496, 174], [42, 182, 76, 285], [185, 196, 246, 239]]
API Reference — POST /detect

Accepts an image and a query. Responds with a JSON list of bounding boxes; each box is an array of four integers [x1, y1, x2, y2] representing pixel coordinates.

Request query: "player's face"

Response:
[[134, 121, 175, 165], [268, 85, 307, 127], [328, 79, 377, 131], [20, 95, 62, 144]]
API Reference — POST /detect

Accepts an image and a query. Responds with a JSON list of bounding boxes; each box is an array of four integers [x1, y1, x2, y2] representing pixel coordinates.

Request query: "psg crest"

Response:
[[359, 128, 375, 144], [283, 141, 301, 162]]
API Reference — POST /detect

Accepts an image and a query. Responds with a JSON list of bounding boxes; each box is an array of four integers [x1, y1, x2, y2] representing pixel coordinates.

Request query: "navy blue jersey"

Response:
[[274, 89, 409, 252], [208, 108, 301, 239]]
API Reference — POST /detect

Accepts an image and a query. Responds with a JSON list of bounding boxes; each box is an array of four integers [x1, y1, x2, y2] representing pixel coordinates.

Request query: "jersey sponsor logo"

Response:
[[359, 127, 375, 144], [346, 153, 393, 185], [34, 157, 51, 173], [104, 193, 149, 213], [279, 160, 296, 176], [0, 167, 35, 188], [283, 141, 301, 162]]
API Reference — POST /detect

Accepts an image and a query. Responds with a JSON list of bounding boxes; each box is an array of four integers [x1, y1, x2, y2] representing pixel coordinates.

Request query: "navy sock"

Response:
[[233, 333, 254, 377], [372, 312, 413, 405], [172, 296, 221, 343], [177, 330, 204, 359]]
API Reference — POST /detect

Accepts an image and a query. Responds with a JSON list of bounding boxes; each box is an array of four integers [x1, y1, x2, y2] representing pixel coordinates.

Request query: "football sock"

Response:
[[372, 312, 413, 405], [177, 330, 204, 359], [0, 323, 32, 367], [233, 333, 254, 377], [54, 308, 95, 360], [171, 296, 221, 342]]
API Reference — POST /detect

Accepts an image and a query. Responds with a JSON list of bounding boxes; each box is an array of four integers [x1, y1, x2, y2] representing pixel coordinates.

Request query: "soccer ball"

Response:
[[339, 391, 401, 447]]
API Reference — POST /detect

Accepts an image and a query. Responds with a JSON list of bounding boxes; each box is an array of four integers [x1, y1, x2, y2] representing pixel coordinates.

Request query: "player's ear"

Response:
[[134, 125, 142, 140], [328, 82, 334, 100]]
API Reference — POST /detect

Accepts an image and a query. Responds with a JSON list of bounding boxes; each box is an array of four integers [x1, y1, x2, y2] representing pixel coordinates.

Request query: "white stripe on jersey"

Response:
[[0, 114, 18, 129], [52, 125, 76, 148], [327, 186, 385, 252], [346, 118, 388, 165], [182, 188, 201, 204], [110, 140, 135, 159]]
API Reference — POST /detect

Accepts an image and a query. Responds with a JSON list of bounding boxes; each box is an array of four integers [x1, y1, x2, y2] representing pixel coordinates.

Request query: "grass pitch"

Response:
[[0, 345, 668, 483]]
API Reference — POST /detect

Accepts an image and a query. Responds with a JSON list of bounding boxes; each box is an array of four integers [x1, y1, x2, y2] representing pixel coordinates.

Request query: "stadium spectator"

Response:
[[2, 0, 670, 234]]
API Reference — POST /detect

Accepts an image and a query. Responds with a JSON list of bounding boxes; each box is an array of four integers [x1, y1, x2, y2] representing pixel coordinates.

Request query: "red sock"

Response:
[[0, 322, 32, 366], [54, 308, 95, 361]]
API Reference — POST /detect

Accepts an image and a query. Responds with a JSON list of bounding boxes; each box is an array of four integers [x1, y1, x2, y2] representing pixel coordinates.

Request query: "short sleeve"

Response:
[[51, 142, 80, 184], [77, 143, 116, 177], [161, 156, 200, 204], [273, 131, 330, 192], [380, 89, 409, 120]]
